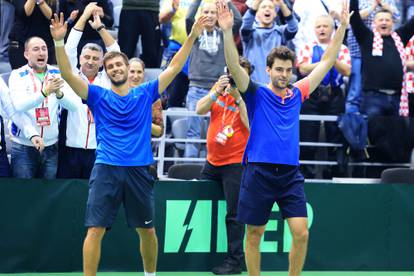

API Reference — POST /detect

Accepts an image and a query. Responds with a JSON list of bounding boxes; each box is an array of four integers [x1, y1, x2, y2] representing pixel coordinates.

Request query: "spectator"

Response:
[[128, 57, 164, 137], [292, 0, 341, 55], [159, 0, 193, 108], [59, 0, 114, 55], [298, 14, 351, 179], [346, 0, 400, 114], [0, 77, 39, 177], [184, 0, 242, 158], [195, 57, 251, 275], [241, 0, 298, 83], [8, 0, 58, 69], [57, 4, 119, 179], [118, 0, 161, 67], [8, 36, 78, 179], [350, 0, 414, 118]]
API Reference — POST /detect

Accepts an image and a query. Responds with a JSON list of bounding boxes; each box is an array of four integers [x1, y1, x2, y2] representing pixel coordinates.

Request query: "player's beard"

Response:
[[272, 77, 288, 90], [111, 75, 128, 87]]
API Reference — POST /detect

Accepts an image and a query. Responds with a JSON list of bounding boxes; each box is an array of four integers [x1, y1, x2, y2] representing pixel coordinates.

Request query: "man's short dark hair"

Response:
[[24, 36, 44, 50], [239, 56, 253, 75], [375, 8, 393, 17], [102, 51, 129, 70], [266, 46, 296, 68]]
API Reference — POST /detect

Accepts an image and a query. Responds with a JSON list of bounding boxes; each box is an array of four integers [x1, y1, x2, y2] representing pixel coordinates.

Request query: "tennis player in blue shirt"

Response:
[[216, 0, 351, 275], [50, 12, 208, 276]]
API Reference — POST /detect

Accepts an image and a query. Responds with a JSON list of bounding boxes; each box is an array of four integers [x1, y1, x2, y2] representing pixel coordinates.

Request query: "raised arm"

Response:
[[159, 0, 179, 24], [37, 0, 53, 19], [226, 86, 249, 130], [185, 0, 202, 34], [88, 9, 119, 50], [158, 15, 208, 94], [307, 0, 351, 94], [196, 75, 229, 115], [228, 0, 242, 34], [217, 0, 250, 93], [350, 0, 371, 45], [65, 3, 98, 70], [51, 13, 88, 100]]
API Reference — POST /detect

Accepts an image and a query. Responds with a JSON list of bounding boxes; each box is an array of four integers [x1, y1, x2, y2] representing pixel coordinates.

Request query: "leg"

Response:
[[118, 9, 141, 58], [57, 146, 82, 179], [221, 164, 245, 267], [167, 71, 190, 108], [83, 227, 106, 276], [0, 1, 14, 60], [40, 143, 58, 179], [287, 217, 309, 276], [245, 225, 266, 276], [83, 165, 123, 275], [136, 227, 158, 273], [11, 143, 39, 178], [139, 10, 161, 68], [185, 87, 208, 157], [8, 40, 26, 70], [0, 150, 10, 177]]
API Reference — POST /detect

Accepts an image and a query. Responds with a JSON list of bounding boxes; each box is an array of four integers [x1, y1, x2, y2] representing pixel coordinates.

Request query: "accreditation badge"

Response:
[[215, 129, 228, 145], [35, 107, 51, 126], [223, 125, 234, 138], [215, 125, 234, 145]]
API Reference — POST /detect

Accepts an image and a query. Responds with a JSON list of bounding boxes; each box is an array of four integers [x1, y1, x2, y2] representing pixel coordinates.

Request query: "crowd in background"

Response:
[[1, 0, 414, 180]]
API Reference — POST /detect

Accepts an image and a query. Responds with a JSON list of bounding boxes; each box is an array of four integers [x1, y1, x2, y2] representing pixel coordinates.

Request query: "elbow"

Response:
[[298, 66, 309, 76], [14, 104, 26, 113], [195, 104, 207, 115], [343, 68, 351, 77], [151, 125, 163, 137], [159, 15, 167, 24], [195, 107, 204, 115]]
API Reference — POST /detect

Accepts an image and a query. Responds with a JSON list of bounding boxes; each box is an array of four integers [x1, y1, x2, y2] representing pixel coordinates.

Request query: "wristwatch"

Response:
[[96, 24, 106, 32], [235, 97, 242, 106], [36, 0, 45, 5]]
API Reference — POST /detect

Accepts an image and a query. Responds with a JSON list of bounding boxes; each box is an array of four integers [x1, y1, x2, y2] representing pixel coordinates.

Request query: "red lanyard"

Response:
[[219, 94, 238, 129], [29, 71, 49, 106]]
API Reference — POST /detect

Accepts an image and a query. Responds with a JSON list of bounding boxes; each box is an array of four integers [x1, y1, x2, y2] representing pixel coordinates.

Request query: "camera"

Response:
[[224, 66, 236, 87]]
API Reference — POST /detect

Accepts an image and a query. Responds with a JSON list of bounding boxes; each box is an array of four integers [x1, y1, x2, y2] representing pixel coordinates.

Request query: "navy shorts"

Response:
[[85, 164, 155, 229], [237, 163, 307, 226]]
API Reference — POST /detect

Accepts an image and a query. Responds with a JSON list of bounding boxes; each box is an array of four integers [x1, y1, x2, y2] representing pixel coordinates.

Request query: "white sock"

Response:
[[144, 272, 155, 276]]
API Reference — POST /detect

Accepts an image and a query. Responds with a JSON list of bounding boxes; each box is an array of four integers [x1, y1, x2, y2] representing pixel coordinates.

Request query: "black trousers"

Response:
[[118, 9, 161, 67], [300, 86, 346, 178], [201, 161, 244, 266], [57, 146, 96, 179]]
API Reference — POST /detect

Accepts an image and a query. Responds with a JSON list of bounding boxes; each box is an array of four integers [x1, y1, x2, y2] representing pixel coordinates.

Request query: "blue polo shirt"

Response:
[[243, 78, 310, 166], [87, 80, 159, 166]]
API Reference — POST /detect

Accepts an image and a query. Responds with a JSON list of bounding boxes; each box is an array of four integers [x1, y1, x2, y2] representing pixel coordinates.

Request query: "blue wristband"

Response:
[[210, 93, 218, 101]]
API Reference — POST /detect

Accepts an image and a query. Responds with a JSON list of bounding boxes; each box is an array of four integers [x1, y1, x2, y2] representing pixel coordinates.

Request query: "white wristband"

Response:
[[54, 40, 64, 47]]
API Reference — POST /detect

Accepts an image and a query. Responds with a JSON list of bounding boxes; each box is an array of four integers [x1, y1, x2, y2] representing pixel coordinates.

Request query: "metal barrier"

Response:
[[152, 110, 411, 178]]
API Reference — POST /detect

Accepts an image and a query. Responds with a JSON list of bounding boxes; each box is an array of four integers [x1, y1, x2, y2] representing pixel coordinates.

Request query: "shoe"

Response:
[[211, 262, 242, 275]]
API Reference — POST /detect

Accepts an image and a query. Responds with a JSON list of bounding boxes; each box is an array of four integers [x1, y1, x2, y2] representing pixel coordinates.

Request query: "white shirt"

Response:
[[64, 28, 120, 149], [8, 64, 78, 147]]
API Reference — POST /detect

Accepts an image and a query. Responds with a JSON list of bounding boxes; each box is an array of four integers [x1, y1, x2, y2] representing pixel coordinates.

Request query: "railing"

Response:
[[152, 110, 411, 178]]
